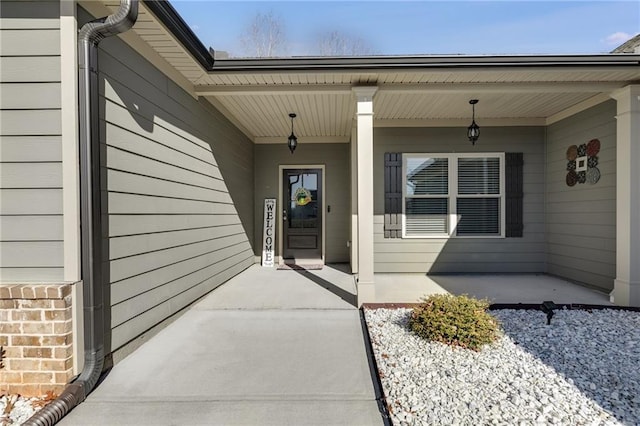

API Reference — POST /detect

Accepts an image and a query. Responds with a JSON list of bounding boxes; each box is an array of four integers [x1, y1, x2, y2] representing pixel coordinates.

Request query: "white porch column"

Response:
[[350, 125, 358, 274], [353, 86, 378, 306], [611, 85, 640, 306]]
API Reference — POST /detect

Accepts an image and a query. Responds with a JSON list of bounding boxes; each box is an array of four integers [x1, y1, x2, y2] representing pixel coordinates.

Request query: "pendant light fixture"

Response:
[[287, 113, 298, 153], [467, 99, 480, 145]]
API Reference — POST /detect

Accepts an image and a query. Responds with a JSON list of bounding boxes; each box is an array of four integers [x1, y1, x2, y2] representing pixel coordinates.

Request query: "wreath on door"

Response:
[[294, 187, 312, 206]]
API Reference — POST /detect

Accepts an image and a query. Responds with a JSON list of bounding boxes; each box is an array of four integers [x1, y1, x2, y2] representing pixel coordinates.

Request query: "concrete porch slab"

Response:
[[374, 273, 612, 305], [197, 264, 357, 310]]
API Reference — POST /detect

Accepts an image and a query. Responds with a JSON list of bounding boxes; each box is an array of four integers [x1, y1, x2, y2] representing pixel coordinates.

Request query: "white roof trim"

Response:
[[374, 118, 547, 128], [255, 136, 350, 144]]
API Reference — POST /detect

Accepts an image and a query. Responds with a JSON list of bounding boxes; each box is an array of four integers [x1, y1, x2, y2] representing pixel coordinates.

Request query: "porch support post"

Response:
[[350, 125, 358, 274], [611, 85, 640, 306], [353, 86, 377, 306]]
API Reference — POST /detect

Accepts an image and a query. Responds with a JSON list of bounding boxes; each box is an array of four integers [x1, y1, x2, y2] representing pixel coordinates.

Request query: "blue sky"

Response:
[[170, 1, 640, 57]]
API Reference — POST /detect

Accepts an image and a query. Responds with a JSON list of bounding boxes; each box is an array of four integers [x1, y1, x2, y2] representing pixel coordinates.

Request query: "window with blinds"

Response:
[[404, 157, 449, 236], [457, 157, 501, 236], [403, 154, 504, 238]]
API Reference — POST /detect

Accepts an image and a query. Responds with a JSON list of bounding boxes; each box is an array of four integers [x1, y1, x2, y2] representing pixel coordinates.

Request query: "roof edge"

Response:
[[143, 1, 640, 74], [142, 0, 214, 70], [209, 54, 640, 72], [612, 34, 640, 53]]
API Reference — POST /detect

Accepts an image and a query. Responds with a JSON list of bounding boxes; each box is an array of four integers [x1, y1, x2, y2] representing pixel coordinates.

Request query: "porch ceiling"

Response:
[[196, 70, 639, 143], [89, 1, 640, 144]]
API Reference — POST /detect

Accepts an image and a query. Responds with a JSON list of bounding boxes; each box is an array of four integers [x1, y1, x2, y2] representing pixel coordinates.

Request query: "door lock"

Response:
[[283, 209, 288, 221]]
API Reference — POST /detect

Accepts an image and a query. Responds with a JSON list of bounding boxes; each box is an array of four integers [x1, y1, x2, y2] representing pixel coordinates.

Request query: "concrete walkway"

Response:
[[60, 265, 384, 426]]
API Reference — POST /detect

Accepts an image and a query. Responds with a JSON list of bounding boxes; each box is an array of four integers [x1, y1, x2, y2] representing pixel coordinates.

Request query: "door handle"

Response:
[[283, 209, 288, 221]]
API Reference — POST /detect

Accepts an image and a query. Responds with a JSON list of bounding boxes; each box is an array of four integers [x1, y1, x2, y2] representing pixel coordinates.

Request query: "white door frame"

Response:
[[278, 164, 326, 264]]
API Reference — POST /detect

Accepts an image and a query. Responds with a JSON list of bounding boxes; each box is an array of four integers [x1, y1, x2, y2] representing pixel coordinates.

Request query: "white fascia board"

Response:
[[375, 118, 547, 127], [196, 84, 353, 96], [255, 136, 349, 144], [202, 96, 255, 142], [379, 82, 626, 94], [196, 82, 625, 97]]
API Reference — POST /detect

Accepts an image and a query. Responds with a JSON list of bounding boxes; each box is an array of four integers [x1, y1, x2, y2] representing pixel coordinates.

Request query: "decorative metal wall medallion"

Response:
[[587, 139, 600, 157], [577, 170, 586, 184], [566, 139, 600, 186], [586, 167, 601, 184]]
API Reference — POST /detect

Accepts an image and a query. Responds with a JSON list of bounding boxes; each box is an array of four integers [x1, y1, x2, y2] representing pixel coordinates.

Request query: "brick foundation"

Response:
[[0, 284, 74, 397]]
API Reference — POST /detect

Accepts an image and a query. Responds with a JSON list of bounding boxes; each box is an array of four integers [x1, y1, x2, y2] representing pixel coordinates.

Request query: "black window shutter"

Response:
[[505, 152, 524, 238], [384, 152, 402, 238]]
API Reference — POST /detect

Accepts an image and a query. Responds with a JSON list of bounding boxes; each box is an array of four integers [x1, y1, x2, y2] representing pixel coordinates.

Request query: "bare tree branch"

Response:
[[240, 11, 288, 58], [317, 30, 375, 56]]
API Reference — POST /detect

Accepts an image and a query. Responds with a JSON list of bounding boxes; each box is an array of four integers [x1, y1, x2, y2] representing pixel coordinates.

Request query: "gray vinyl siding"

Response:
[[92, 18, 254, 352], [254, 144, 351, 263], [0, 1, 63, 282], [545, 101, 616, 291], [374, 127, 546, 273]]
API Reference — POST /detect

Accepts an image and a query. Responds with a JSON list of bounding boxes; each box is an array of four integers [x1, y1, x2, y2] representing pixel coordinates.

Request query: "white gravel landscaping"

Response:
[[364, 307, 640, 426], [0, 394, 46, 425]]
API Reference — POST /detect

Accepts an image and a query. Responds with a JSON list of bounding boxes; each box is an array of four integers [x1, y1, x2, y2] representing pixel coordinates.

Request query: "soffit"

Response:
[[81, 1, 205, 82], [199, 66, 639, 142], [208, 93, 356, 142]]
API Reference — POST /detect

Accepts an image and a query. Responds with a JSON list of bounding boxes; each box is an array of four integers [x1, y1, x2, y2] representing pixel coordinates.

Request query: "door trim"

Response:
[[278, 164, 326, 265]]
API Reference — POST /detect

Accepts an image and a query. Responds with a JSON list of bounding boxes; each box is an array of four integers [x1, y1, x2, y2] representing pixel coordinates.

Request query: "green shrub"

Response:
[[409, 294, 500, 351]]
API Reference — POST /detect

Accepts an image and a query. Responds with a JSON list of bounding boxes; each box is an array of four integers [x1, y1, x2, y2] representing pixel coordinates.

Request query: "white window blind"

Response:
[[403, 153, 504, 238], [406, 198, 448, 235], [458, 157, 500, 195], [456, 198, 500, 235], [457, 157, 501, 236], [404, 157, 449, 236], [405, 157, 448, 195]]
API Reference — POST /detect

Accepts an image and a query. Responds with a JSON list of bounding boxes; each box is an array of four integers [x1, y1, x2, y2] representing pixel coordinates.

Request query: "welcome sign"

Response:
[[262, 198, 276, 267]]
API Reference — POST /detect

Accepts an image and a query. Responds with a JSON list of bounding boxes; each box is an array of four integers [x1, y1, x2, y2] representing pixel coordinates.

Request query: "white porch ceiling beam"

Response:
[[203, 96, 255, 141], [195, 81, 624, 97], [374, 117, 547, 127], [378, 82, 625, 94], [545, 93, 612, 125], [195, 85, 353, 96], [255, 136, 350, 144], [249, 118, 548, 140]]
